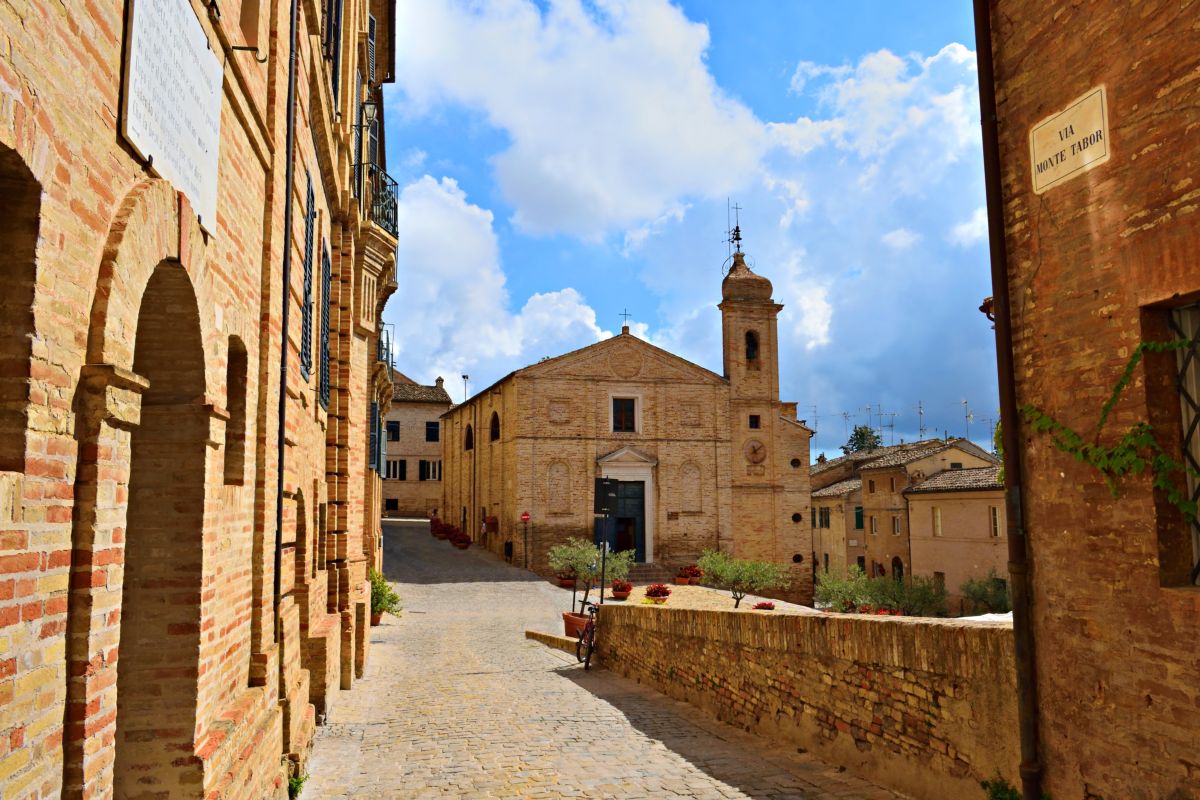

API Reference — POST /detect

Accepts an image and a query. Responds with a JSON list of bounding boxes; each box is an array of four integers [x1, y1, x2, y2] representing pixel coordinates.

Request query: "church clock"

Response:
[[743, 438, 767, 464]]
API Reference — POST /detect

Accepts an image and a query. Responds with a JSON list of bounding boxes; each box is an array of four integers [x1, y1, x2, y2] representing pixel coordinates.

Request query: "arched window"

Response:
[[489, 411, 500, 442], [891, 556, 905, 582], [0, 146, 39, 472], [464, 424, 474, 451], [745, 330, 759, 363]]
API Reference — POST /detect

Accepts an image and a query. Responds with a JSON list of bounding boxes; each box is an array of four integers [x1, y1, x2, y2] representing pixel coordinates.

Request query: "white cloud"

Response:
[[881, 227, 921, 250], [387, 175, 610, 399], [774, 251, 833, 351], [621, 202, 690, 256], [761, 174, 810, 229], [393, 0, 765, 240], [949, 207, 988, 246]]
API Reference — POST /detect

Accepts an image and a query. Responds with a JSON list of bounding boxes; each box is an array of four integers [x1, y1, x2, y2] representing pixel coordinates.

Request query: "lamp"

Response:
[[360, 100, 378, 126]]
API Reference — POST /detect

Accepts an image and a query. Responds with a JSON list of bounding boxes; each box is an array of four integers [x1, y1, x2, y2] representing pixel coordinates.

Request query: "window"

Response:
[[464, 425, 474, 451], [368, 401, 379, 471], [384, 498, 398, 512], [889, 476, 896, 492], [319, 241, 331, 409], [854, 506, 864, 529], [870, 515, 878, 535], [749, 415, 760, 429], [489, 411, 500, 441], [300, 173, 315, 379], [990, 506, 1001, 538], [385, 459, 405, 481], [386, 421, 400, 441], [932, 506, 942, 537], [745, 330, 759, 362], [811, 507, 817, 527], [868, 479, 876, 493], [612, 397, 636, 432], [323, 0, 343, 101], [223, 338, 247, 485], [426, 421, 439, 442], [418, 460, 429, 481], [856, 556, 866, 572], [823, 553, 829, 573], [892, 516, 901, 535], [950, 462, 964, 470], [933, 571, 946, 589], [1158, 304, 1200, 585], [819, 507, 831, 528]]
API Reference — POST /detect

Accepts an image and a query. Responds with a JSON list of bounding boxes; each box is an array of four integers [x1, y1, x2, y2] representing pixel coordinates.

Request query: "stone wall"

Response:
[[598, 605, 1019, 800]]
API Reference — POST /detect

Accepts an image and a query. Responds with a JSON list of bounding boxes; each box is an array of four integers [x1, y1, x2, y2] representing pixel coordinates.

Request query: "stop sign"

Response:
[[520, 511, 531, 523]]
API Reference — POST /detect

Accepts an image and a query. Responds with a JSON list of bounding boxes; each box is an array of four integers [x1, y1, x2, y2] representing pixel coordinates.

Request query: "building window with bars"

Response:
[[300, 173, 315, 379], [1165, 304, 1200, 585]]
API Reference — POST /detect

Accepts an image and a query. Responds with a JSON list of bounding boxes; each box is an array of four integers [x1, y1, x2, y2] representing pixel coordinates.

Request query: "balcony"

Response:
[[358, 162, 398, 238]]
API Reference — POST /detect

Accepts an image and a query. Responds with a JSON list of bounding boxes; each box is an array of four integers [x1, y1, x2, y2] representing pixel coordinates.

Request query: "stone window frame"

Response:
[[608, 389, 643, 434], [386, 420, 400, 441], [932, 506, 942, 537], [749, 414, 761, 429]]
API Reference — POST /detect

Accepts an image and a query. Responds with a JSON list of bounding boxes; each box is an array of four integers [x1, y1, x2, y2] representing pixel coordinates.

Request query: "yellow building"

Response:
[[441, 253, 815, 601], [382, 372, 452, 518]]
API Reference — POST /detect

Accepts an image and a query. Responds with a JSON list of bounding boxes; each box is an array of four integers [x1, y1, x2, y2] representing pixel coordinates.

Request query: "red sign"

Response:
[[520, 511, 531, 523]]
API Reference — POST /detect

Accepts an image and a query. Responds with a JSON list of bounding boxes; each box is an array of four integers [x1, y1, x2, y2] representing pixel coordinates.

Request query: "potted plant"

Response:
[[369, 568, 401, 625], [752, 601, 775, 611], [683, 564, 703, 584], [610, 578, 632, 600], [697, 549, 790, 609], [555, 567, 577, 588], [548, 538, 636, 635], [673, 567, 691, 586], [644, 583, 672, 604]]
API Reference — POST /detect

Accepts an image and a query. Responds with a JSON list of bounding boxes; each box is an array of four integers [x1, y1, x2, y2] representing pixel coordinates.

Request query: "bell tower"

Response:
[[719, 250, 782, 404]]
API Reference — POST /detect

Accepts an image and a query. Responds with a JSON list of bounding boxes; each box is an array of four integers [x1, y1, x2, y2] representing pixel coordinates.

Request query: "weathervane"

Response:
[[722, 199, 745, 275]]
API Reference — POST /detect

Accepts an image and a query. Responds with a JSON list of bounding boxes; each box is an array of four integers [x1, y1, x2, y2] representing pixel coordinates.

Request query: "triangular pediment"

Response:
[[519, 333, 726, 385], [597, 446, 658, 466]]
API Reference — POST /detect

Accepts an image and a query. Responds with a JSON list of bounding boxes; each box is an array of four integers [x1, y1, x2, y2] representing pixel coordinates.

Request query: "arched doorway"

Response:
[[891, 556, 904, 582], [114, 260, 207, 794]]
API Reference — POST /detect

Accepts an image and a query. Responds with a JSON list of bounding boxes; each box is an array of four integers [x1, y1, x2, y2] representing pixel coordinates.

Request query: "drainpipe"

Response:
[[274, 0, 300, 651], [972, 3, 1044, 798]]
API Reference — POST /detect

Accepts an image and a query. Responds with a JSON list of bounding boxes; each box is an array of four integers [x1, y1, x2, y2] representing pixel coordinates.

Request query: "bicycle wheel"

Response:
[[576, 621, 594, 664], [582, 625, 595, 670]]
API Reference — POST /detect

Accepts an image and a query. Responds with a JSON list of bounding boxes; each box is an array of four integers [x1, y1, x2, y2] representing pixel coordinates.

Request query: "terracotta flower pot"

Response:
[[563, 611, 589, 638], [557, 577, 576, 588], [673, 577, 690, 585], [453, 541, 470, 549], [646, 597, 667, 604], [610, 590, 631, 600], [370, 612, 383, 626]]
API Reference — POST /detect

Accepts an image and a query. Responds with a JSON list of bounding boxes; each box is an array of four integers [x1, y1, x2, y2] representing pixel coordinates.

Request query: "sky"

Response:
[[380, 0, 1000, 457]]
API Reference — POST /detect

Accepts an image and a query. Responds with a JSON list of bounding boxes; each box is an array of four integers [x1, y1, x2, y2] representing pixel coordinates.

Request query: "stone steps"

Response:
[[626, 563, 677, 584]]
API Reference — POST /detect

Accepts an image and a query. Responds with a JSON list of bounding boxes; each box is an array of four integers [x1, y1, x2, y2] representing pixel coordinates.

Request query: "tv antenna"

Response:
[[882, 410, 899, 446], [961, 399, 974, 441], [839, 411, 854, 438], [916, 400, 927, 440], [723, 199, 744, 274]]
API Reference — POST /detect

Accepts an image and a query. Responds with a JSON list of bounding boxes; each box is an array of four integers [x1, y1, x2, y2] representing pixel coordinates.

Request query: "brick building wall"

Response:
[[598, 605, 1020, 800], [382, 378, 451, 518], [986, 1, 1200, 796], [0, 0, 398, 797]]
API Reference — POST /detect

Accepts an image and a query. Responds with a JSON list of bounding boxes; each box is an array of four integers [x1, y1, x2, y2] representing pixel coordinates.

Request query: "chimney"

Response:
[[435, 376, 444, 389], [817, 453, 827, 464], [621, 324, 630, 335]]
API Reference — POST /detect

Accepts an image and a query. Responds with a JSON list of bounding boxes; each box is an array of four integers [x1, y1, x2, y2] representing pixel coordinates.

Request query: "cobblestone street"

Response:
[[305, 521, 904, 799]]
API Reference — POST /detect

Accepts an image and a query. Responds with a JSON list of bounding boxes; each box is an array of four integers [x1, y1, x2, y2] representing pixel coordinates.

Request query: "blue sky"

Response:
[[381, 0, 999, 456]]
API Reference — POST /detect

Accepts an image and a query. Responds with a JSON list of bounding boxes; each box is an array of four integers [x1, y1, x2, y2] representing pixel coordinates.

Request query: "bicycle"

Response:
[[575, 601, 598, 669]]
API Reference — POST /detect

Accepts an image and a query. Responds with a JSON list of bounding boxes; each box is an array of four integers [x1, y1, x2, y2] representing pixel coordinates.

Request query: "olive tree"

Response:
[[697, 549, 790, 608]]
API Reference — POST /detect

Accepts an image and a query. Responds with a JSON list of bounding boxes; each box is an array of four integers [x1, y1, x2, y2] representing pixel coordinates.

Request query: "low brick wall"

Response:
[[597, 605, 1019, 800]]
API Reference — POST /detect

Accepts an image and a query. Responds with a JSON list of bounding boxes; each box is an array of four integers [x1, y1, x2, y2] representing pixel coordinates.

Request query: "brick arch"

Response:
[[86, 179, 217, 390]]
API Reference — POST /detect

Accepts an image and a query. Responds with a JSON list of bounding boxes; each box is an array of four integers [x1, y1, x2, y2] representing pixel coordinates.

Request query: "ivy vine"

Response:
[[1020, 339, 1198, 525]]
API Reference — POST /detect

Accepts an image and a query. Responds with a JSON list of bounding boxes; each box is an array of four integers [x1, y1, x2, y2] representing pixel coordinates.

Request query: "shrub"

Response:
[[679, 564, 703, 579], [369, 568, 401, 617], [752, 601, 775, 610], [547, 537, 636, 608], [644, 583, 672, 598], [961, 569, 1012, 614], [288, 773, 308, 799], [815, 567, 948, 617], [697, 550, 789, 608]]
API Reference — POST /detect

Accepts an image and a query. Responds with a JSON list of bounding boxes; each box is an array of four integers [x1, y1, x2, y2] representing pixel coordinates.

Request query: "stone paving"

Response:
[[305, 521, 906, 799]]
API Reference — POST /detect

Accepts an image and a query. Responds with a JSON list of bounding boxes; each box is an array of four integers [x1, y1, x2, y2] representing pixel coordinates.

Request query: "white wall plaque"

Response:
[[1029, 86, 1110, 194], [121, 0, 223, 233]]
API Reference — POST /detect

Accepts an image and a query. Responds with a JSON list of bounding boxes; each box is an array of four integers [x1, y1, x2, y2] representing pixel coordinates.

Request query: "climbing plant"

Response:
[[1021, 339, 1198, 525]]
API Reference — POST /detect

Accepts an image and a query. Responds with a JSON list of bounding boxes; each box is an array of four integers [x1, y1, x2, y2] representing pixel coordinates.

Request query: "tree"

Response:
[[547, 537, 635, 609], [841, 424, 882, 455], [697, 550, 790, 608]]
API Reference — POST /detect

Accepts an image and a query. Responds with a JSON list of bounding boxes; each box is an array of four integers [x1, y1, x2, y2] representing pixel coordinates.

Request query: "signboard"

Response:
[[520, 511, 530, 523], [121, 0, 223, 233], [1029, 86, 1110, 194]]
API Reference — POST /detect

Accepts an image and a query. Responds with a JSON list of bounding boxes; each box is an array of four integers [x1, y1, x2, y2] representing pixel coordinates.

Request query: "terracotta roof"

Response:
[[812, 442, 929, 475], [392, 382, 451, 404], [859, 439, 1000, 471], [813, 478, 861, 498], [905, 465, 1003, 493]]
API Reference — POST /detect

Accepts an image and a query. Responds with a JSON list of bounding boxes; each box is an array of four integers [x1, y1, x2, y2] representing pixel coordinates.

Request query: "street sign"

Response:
[[520, 511, 530, 523]]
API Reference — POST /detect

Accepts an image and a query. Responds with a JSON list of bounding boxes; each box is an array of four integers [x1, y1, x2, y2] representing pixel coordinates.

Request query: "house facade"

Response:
[[440, 253, 815, 601], [382, 373, 452, 518], [0, 0, 398, 796]]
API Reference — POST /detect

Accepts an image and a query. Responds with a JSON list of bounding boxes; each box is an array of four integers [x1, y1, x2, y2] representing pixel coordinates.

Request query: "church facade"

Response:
[[441, 253, 814, 602]]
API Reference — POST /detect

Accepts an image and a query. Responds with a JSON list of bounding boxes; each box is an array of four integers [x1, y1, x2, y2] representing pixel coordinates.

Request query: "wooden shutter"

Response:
[[300, 173, 315, 379], [319, 241, 331, 409]]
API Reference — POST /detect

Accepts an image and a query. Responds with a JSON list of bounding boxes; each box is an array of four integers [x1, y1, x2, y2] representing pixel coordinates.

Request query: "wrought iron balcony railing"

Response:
[[358, 162, 398, 238]]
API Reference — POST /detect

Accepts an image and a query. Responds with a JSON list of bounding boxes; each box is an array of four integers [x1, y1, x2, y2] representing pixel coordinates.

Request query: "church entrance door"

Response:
[[614, 481, 646, 562]]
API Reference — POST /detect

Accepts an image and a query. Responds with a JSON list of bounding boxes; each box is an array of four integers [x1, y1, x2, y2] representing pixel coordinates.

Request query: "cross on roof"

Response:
[[619, 309, 632, 326]]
